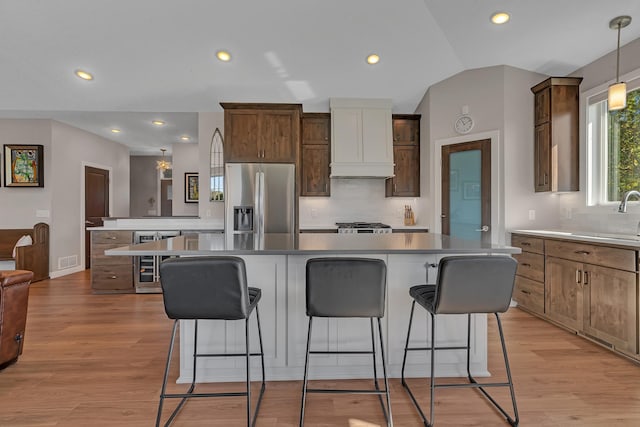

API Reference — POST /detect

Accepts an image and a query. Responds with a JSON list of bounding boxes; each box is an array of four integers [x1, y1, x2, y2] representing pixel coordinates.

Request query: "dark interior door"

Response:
[[160, 179, 172, 216], [442, 139, 491, 243], [85, 166, 109, 268]]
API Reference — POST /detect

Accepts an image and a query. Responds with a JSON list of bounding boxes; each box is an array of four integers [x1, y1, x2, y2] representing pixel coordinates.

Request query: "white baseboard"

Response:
[[49, 265, 85, 279]]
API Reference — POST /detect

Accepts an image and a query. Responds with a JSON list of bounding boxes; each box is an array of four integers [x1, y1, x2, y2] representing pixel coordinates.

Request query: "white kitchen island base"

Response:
[[175, 254, 492, 384]]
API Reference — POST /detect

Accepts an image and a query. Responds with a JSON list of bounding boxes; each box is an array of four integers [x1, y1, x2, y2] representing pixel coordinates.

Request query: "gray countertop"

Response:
[[105, 232, 520, 256], [510, 229, 640, 248]]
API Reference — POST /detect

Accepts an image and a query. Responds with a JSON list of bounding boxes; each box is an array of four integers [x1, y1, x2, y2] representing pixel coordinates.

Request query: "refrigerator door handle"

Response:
[[258, 171, 265, 233], [254, 172, 264, 233]]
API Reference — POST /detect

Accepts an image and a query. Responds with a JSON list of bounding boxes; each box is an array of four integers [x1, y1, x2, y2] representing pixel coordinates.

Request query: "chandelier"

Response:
[[156, 148, 172, 171]]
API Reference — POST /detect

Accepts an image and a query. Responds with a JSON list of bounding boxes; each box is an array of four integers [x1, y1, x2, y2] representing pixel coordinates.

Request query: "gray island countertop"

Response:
[[105, 232, 520, 256]]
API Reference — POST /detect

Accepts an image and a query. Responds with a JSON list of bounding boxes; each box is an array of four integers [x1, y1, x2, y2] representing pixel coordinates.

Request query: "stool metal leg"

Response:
[[156, 310, 267, 427], [252, 306, 266, 426], [300, 316, 392, 427], [299, 316, 314, 427], [401, 300, 430, 425], [402, 310, 519, 427], [377, 317, 393, 427], [156, 319, 179, 427], [465, 314, 519, 426], [428, 312, 436, 427], [245, 318, 251, 427]]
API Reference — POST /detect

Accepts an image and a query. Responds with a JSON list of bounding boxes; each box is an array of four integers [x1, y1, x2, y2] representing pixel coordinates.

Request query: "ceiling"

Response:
[[1, 0, 640, 154]]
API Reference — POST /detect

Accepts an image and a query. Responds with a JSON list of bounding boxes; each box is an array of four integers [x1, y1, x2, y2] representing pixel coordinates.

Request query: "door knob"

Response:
[[475, 225, 490, 232]]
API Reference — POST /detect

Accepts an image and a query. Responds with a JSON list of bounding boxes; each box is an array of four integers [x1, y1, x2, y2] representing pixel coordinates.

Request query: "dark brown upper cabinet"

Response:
[[221, 103, 301, 163], [301, 113, 330, 196], [386, 114, 420, 197], [530, 77, 582, 192]]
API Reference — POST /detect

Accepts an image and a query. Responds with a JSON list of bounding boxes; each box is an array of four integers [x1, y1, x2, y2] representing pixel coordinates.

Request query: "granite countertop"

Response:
[[106, 232, 519, 256], [510, 229, 640, 248]]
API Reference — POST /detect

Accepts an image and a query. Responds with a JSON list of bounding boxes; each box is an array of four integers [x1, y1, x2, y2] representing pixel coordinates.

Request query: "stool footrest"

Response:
[[307, 388, 388, 395], [309, 350, 373, 355], [196, 352, 263, 357], [435, 381, 511, 389], [405, 345, 467, 351], [164, 391, 248, 399]]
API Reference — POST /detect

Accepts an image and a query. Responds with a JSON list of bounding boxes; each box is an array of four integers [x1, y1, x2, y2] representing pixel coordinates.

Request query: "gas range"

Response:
[[336, 222, 392, 234]]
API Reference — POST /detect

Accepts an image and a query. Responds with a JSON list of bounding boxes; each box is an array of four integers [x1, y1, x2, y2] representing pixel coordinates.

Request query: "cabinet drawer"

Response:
[[91, 264, 133, 290], [513, 252, 544, 281], [92, 231, 133, 245], [511, 234, 544, 254], [513, 276, 544, 315], [546, 240, 636, 272]]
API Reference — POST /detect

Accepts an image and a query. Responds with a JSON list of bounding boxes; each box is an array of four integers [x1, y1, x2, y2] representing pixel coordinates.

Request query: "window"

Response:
[[588, 84, 640, 203]]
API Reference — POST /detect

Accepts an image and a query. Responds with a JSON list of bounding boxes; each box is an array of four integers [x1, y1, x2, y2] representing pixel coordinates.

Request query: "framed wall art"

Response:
[[3, 144, 44, 187], [185, 172, 199, 203]]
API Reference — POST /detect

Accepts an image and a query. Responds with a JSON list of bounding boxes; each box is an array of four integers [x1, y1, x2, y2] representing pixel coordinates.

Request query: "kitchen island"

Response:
[[107, 233, 519, 383]]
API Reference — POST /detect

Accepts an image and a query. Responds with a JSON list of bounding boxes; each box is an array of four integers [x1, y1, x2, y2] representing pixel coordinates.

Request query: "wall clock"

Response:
[[454, 114, 474, 134]]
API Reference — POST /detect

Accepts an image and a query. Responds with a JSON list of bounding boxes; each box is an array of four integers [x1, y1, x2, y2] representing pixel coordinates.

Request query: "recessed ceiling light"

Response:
[[74, 69, 94, 80], [216, 50, 231, 62], [111, 128, 121, 133], [152, 120, 165, 126], [366, 54, 380, 65], [180, 135, 190, 141], [491, 12, 510, 24]]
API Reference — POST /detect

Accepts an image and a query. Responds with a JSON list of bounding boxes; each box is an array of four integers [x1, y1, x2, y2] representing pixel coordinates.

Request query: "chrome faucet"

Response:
[[618, 190, 640, 213]]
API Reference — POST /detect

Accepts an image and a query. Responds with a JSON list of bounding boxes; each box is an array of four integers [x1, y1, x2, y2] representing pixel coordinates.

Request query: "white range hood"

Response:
[[330, 98, 395, 178]]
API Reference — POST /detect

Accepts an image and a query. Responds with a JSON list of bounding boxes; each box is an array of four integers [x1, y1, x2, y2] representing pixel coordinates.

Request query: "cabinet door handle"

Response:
[[111, 275, 117, 279], [520, 289, 531, 295], [584, 271, 589, 285], [574, 250, 591, 255], [109, 236, 116, 240], [543, 173, 548, 185], [521, 242, 531, 246], [521, 263, 531, 267], [394, 183, 397, 192], [575, 269, 582, 284]]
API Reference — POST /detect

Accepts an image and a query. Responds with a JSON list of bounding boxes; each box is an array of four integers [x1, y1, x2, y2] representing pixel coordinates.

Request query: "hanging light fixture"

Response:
[[608, 15, 632, 111], [156, 148, 172, 171]]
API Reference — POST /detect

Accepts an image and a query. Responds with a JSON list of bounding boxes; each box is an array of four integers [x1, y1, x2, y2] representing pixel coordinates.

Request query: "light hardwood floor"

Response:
[[1, 270, 639, 426]]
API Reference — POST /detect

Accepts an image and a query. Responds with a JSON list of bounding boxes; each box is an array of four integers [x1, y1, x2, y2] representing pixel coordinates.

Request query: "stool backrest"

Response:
[[433, 256, 517, 314], [159, 256, 250, 320], [306, 257, 387, 318]]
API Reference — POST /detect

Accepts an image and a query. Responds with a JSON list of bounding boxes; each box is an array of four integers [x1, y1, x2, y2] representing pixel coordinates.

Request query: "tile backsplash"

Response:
[[299, 178, 422, 227]]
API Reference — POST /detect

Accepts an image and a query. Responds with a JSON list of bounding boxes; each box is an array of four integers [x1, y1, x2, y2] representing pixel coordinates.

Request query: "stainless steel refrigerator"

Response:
[[225, 163, 296, 235]]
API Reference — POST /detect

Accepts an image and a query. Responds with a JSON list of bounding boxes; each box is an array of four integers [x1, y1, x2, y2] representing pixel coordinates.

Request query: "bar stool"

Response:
[[156, 256, 265, 427], [300, 257, 393, 427], [401, 255, 519, 426]]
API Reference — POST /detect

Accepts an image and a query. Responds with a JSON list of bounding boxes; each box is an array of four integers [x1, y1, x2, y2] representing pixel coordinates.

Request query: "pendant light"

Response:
[[608, 15, 632, 111], [156, 148, 172, 171]]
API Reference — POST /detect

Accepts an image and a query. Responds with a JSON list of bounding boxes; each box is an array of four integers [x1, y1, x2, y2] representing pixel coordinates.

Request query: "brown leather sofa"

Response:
[[0, 270, 34, 369]]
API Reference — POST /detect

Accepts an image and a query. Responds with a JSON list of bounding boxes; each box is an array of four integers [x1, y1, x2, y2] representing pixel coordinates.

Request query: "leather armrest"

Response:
[[0, 270, 34, 288]]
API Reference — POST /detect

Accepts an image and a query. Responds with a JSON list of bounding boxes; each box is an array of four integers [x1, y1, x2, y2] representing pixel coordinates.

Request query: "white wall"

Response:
[[0, 119, 130, 277], [414, 65, 556, 241], [198, 112, 225, 223], [170, 142, 199, 216], [503, 66, 558, 230], [0, 119, 53, 228], [557, 37, 640, 233], [51, 120, 129, 276]]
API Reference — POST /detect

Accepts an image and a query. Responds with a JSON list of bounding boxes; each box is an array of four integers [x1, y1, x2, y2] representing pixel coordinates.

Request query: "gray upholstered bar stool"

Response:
[[300, 257, 393, 427], [157, 256, 265, 427], [401, 255, 519, 426]]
